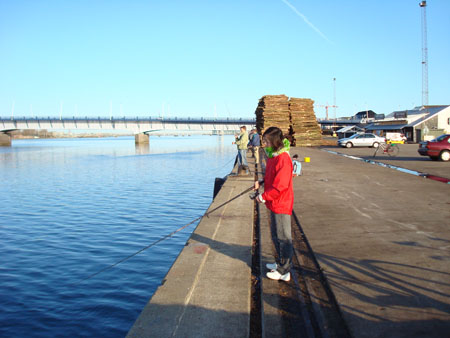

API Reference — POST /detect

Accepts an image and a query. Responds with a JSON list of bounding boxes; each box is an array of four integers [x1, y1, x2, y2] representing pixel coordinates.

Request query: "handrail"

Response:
[[0, 116, 256, 124]]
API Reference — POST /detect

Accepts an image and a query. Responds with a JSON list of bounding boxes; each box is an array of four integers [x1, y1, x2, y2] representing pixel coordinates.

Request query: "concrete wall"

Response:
[[135, 133, 149, 145], [437, 106, 450, 133], [423, 115, 439, 130], [0, 133, 11, 146]]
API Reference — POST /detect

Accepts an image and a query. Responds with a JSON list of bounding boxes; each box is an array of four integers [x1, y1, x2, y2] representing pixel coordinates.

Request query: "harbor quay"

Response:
[[127, 168, 255, 337], [127, 147, 450, 337]]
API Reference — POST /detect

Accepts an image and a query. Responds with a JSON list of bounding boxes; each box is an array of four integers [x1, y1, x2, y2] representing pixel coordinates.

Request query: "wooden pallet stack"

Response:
[[255, 95, 291, 136], [255, 95, 323, 146], [289, 97, 322, 146]]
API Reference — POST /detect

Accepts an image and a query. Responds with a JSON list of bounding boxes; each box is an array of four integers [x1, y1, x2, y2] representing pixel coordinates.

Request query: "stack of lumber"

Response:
[[289, 98, 322, 146], [255, 94, 323, 146], [255, 95, 291, 136]]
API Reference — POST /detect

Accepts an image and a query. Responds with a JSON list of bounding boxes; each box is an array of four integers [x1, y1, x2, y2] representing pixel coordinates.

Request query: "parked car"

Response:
[[337, 133, 386, 148], [418, 134, 450, 161], [386, 132, 407, 144]]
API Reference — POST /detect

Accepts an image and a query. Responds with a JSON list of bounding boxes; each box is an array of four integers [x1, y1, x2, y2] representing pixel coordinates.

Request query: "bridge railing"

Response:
[[0, 116, 256, 124]]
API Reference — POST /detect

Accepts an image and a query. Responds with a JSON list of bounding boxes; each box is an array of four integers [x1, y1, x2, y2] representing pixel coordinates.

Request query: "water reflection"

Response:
[[0, 135, 237, 338], [135, 143, 150, 155]]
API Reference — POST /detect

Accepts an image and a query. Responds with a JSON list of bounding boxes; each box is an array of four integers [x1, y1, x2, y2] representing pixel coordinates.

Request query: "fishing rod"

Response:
[[205, 183, 257, 217], [204, 154, 238, 175], [74, 182, 260, 285]]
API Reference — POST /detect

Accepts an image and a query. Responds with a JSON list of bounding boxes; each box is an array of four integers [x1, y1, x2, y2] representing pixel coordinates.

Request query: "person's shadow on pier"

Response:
[[309, 250, 450, 337], [188, 232, 252, 269]]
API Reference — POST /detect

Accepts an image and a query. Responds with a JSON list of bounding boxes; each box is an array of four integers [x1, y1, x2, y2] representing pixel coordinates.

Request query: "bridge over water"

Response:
[[0, 116, 256, 146]]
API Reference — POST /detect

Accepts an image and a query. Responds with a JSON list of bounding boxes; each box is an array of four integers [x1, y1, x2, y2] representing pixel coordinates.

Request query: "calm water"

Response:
[[0, 135, 236, 337]]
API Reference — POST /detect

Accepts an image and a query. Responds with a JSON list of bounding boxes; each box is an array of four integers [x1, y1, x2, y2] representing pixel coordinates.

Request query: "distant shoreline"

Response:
[[10, 129, 232, 139], [11, 130, 133, 139]]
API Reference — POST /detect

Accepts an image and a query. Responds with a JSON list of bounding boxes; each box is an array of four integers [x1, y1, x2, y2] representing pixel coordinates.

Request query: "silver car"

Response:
[[338, 133, 386, 148]]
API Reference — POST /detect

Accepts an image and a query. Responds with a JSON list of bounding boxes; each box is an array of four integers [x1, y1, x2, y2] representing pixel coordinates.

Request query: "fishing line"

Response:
[[74, 183, 257, 285], [203, 154, 238, 175], [206, 153, 256, 175]]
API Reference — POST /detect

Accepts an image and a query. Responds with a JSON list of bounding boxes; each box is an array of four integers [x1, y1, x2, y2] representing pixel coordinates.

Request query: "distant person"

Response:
[[292, 154, 302, 176], [254, 126, 294, 282], [248, 129, 254, 146], [232, 126, 249, 168], [400, 134, 407, 143], [248, 128, 261, 164]]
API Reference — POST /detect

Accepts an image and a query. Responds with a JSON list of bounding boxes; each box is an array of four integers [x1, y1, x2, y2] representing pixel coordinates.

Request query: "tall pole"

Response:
[[420, 1, 429, 106], [333, 77, 336, 120]]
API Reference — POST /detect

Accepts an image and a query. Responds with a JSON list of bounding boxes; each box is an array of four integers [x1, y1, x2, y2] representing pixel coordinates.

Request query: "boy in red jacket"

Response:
[[254, 127, 294, 281]]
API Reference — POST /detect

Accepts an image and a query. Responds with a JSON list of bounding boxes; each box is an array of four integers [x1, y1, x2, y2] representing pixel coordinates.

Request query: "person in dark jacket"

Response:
[[254, 126, 294, 282], [248, 129, 261, 164]]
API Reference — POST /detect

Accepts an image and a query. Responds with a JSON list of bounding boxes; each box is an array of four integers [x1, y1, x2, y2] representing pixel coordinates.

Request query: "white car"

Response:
[[338, 133, 386, 148]]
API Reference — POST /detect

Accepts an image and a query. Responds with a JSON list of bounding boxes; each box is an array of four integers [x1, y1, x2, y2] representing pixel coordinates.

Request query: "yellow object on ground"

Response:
[[387, 140, 405, 144], [304, 157, 310, 163]]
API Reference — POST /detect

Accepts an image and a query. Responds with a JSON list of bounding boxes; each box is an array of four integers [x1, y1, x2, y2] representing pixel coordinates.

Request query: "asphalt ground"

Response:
[[319, 143, 449, 179], [292, 146, 450, 338]]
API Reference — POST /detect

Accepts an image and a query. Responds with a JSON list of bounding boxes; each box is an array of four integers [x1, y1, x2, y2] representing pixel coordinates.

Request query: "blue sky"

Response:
[[1, 0, 449, 119]]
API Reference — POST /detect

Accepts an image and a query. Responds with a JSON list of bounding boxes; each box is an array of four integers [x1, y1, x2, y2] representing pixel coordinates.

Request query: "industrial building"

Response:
[[365, 105, 450, 143]]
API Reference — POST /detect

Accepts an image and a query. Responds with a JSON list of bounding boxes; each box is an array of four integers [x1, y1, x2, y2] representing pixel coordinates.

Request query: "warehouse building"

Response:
[[365, 105, 450, 143]]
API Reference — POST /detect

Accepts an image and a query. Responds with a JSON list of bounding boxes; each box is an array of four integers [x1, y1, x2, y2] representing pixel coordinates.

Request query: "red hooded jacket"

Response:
[[262, 152, 294, 215]]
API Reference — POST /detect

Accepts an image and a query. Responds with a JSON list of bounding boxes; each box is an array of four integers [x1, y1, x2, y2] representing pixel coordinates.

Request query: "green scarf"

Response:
[[264, 138, 290, 158]]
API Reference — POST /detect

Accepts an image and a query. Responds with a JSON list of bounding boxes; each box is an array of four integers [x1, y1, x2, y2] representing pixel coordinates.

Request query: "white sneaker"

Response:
[[266, 262, 277, 270], [266, 270, 291, 282]]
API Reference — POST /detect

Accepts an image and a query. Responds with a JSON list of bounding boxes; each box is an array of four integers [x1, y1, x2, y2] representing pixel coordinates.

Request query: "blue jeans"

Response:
[[271, 212, 293, 275], [237, 149, 248, 167]]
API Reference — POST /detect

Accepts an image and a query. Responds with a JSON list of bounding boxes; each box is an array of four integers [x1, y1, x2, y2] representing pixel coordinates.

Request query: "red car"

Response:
[[418, 134, 450, 161]]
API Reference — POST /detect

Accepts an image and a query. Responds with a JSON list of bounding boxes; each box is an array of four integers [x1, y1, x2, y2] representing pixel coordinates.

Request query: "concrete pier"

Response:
[[128, 145, 450, 337], [0, 133, 11, 146], [135, 133, 149, 145], [127, 170, 254, 337]]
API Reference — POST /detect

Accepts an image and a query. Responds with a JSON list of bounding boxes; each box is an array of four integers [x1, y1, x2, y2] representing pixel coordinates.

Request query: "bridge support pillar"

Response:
[[135, 133, 149, 145], [0, 133, 11, 147]]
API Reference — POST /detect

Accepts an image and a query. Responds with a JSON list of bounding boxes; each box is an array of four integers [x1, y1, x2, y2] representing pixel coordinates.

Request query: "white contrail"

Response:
[[281, 0, 333, 44]]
